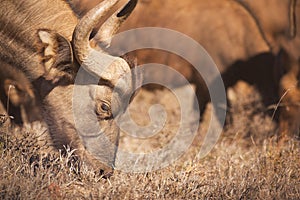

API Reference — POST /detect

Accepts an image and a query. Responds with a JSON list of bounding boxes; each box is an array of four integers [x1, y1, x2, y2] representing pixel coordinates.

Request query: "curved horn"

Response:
[[72, 0, 120, 64], [92, 0, 138, 48]]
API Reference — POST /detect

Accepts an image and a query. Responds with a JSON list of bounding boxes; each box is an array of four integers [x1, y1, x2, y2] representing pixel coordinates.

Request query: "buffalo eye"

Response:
[[101, 102, 110, 112], [96, 101, 112, 119]]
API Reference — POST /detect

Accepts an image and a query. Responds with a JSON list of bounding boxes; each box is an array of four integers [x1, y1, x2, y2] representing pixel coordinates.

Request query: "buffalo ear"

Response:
[[36, 29, 77, 84]]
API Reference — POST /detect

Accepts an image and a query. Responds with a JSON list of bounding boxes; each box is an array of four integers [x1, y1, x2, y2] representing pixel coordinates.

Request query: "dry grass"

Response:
[[0, 82, 299, 199]]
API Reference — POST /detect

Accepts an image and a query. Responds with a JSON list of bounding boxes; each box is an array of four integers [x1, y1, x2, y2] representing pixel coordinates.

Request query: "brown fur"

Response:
[[238, 0, 300, 137], [118, 0, 299, 137], [0, 0, 139, 176], [118, 0, 272, 115], [0, 64, 42, 124]]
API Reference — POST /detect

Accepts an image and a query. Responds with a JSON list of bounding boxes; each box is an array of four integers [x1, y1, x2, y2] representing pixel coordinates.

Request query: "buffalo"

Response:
[[237, 0, 300, 138], [0, 64, 41, 124], [0, 0, 140, 176], [118, 0, 300, 138]]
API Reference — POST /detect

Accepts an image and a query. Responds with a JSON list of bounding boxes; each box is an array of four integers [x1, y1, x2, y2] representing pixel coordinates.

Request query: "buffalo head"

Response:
[[33, 0, 140, 177]]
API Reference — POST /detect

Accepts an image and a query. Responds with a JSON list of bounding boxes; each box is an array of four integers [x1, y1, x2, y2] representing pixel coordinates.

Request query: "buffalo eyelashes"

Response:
[[96, 101, 112, 119]]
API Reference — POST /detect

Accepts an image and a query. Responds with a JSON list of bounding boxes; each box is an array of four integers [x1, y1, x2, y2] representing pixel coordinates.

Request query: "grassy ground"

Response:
[[0, 81, 299, 199]]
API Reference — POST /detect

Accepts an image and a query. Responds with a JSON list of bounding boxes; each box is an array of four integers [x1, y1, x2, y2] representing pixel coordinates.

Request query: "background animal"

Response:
[[119, 0, 300, 138], [237, 0, 300, 137], [0, 64, 42, 124]]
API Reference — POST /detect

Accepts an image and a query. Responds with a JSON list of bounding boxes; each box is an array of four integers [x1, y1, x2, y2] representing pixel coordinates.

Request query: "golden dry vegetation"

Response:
[[0, 81, 299, 199]]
